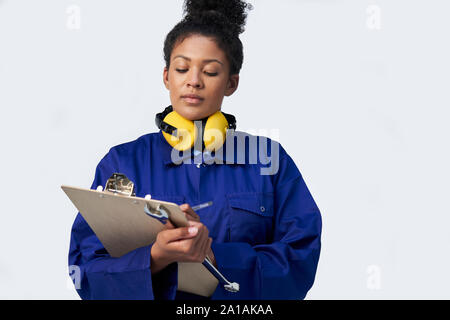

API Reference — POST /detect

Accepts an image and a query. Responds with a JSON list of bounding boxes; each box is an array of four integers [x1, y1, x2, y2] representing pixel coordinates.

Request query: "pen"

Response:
[[191, 201, 213, 211]]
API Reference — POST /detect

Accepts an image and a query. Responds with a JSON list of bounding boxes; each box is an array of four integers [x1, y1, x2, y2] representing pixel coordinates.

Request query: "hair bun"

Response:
[[183, 0, 252, 35]]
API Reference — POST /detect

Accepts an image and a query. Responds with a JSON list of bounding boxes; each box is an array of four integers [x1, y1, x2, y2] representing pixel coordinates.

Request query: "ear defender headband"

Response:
[[155, 105, 236, 152]]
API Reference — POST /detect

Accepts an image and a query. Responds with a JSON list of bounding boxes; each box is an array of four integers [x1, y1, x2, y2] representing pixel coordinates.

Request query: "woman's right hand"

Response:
[[150, 220, 212, 274]]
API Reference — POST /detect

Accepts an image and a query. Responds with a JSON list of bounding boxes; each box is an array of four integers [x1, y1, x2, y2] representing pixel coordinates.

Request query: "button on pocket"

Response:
[[226, 192, 274, 245], [227, 192, 274, 218]]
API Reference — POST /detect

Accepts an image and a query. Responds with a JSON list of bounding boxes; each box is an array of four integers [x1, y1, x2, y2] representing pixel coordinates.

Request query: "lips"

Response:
[[181, 94, 204, 104]]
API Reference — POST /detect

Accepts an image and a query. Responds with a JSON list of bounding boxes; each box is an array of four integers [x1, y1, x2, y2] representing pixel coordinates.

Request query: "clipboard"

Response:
[[62, 174, 239, 297]]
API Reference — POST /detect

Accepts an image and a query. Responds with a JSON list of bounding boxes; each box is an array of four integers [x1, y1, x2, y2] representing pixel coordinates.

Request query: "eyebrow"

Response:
[[173, 55, 224, 66]]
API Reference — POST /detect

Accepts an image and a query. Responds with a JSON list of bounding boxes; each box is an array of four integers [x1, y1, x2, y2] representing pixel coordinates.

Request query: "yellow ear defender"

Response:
[[155, 105, 236, 152]]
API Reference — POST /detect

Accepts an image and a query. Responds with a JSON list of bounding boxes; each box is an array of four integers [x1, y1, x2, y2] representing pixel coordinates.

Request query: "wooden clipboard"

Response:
[[62, 185, 219, 297]]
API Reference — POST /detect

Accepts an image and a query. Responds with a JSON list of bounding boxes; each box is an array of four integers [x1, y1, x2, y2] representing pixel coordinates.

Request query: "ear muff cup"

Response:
[[161, 111, 198, 151], [203, 111, 229, 152]]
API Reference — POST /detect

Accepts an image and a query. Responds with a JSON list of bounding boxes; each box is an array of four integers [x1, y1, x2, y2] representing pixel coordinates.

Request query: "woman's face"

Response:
[[163, 34, 239, 120]]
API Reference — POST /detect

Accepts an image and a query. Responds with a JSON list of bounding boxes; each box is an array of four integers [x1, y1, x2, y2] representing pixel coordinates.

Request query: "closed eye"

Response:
[[175, 69, 218, 77]]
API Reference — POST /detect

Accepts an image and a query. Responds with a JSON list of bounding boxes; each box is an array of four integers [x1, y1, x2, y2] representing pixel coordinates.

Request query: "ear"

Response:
[[163, 67, 169, 90], [224, 74, 239, 97]]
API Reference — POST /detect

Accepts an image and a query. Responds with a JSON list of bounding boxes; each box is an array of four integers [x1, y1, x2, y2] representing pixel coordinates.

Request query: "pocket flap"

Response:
[[227, 192, 274, 217]]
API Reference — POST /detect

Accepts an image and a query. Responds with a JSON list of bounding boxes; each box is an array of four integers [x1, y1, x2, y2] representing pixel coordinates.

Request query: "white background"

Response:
[[0, 0, 449, 299]]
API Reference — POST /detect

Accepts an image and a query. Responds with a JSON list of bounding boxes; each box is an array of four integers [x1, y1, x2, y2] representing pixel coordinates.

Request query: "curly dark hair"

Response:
[[163, 0, 253, 76]]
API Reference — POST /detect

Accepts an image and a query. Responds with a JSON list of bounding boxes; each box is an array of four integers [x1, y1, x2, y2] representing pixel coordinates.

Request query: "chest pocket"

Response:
[[226, 192, 274, 245]]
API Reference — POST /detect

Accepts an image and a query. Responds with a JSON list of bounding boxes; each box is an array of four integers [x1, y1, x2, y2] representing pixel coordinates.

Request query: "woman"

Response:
[[69, 0, 322, 300]]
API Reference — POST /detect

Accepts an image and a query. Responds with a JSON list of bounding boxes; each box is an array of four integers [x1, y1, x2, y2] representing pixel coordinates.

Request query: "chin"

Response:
[[175, 106, 215, 121]]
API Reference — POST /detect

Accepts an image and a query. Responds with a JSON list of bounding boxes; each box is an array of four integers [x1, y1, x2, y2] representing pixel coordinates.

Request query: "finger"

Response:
[[188, 222, 209, 246], [163, 220, 175, 230], [200, 235, 212, 262], [165, 223, 205, 250], [194, 227, 210, 259], [182, 224, 203, 251], [180, 204, 200, 222], [205, 238, 213, 260], [196, 235, 209, 261], [202, 237, 213, 259], [188, 220, 204, 228], [182, 206, 200, 222], [163, 225, 199, 242], [176, 222, 208, 258]]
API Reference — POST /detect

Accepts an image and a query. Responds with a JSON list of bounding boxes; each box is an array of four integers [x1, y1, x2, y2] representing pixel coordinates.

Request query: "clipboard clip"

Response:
[[104, 173, 136, 197]]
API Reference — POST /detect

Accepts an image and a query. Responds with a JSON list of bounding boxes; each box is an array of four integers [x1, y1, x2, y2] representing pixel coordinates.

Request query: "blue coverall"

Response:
[[68, 130, 322, 299]]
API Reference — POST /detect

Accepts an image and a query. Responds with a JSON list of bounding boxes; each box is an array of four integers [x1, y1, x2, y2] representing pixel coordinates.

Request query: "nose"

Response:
[[186, 69, 203, 89]]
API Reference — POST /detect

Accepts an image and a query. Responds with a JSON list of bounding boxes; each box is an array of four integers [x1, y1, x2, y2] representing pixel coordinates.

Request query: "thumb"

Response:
[[166, 225, 198, 242], [187, 225, 198, 236]]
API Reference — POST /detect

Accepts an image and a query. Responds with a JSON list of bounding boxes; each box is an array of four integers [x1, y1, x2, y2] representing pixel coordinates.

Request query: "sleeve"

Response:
[[68, 150, 178, 300], [210, 151, 322, 300]]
